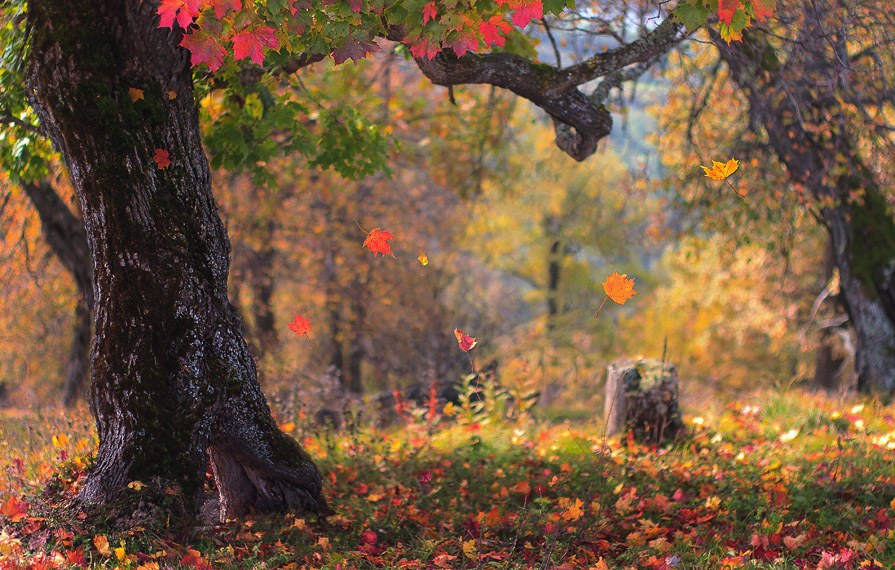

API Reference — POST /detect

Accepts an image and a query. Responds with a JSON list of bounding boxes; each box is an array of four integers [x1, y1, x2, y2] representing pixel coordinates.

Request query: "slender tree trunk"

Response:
[[27, 0, 326, 521], [22, 180, 93, 406], [712, 18, 895, 393]]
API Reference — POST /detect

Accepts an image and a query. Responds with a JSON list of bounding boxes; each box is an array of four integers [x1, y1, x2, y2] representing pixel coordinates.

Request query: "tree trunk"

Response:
[[712, 17, 895, 393], [26, 0, 326, 521], [22, 180, 93, 406]]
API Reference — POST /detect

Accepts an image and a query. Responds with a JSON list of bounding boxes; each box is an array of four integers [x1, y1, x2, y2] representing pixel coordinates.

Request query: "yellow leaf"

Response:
[[52, 434, 69, 448], [443, 402, 456, 416], [127, 481, 145, 491], [115, 542, 126, 561], [94, 535, 111, 556], [701, 158, 739, 180], [128, 88, 144, 102], [462, 539, 477, 559], [589, 559, 609, 570], [418, 251, 429, 266]]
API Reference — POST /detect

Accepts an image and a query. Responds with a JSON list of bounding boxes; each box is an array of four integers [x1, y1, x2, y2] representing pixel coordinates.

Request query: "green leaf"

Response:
[[673, 1, 711, 32]]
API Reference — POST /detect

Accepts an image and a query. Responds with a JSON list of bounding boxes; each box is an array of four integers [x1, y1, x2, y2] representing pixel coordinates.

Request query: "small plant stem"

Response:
[[594, 296, 609, 321]]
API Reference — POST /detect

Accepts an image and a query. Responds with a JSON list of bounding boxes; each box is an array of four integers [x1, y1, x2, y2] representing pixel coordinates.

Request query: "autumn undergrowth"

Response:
[[2, 387, 895, 570]]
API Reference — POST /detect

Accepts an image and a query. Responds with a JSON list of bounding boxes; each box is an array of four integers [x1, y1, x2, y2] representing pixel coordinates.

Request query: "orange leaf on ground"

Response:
[[454, 328, 477, 351], [363, 227, 396, 257], [0, 497, 29, 522], [128, 88, 144, 102], [701, 158, 739, 180], [288, 313, 312, 337], [602, 272, 638, 305]]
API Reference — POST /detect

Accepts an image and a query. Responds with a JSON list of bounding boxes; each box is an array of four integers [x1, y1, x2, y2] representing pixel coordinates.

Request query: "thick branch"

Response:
[[409, 17, 682, 161]]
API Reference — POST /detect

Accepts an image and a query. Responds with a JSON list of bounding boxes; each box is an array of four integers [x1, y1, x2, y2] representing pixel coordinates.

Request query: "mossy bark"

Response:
[[26, 0, 326, 522], [712, 19, 895, 393]]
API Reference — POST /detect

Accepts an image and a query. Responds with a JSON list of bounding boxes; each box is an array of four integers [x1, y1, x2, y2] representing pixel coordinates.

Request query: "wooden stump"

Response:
[[604, 359, 684, 444]]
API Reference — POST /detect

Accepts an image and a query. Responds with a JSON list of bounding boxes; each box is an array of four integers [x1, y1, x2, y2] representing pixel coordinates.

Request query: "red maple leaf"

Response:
[[208, 0, 242, 19], [1, 497, 29, 522], [480, 15, 512, 47], [750, 0, 775, 21], [422, 1, 438, 24], [180, 30, 228, 72], [717, 0, 740, 25], [505, 0, 542, 28], [363, 227, 396, 257], [158, 0, 201, 29], [454, 328, 477, 352], [153, 149, 171, 170], [333, 36, 381, 65], [232, 26, 279, 65], [409, 37, 439, 60], [288, 313, 312, 337], [446, 31, 478, 58]]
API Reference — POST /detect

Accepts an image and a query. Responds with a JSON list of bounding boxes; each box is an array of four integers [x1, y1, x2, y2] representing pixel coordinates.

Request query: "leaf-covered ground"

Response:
[[1, 389, 894, 569]]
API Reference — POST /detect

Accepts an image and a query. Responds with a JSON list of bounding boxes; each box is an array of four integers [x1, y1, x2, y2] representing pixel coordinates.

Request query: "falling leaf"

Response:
[[418, 251, 429, 266], [288, 313, 312, 337], [128, 88, 144, 102], [153, 149, 170, 170], [363, 227, 396, 257], [94, 535, 112, 556], [602, 272, 638, 305], [454, 328, 477, 351], [701, 158, 739, 180]]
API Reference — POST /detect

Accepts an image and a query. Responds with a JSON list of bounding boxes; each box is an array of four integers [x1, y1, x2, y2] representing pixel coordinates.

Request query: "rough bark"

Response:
[[27, 0, 326, 521], [711, 16, 895, 393], [22, 180, 93, 406]]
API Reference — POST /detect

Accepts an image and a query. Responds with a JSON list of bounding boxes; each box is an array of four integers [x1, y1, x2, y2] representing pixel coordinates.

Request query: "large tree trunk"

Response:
[[26, 0, 326, 521], [22, 180, 93, 406], [712, 13, 895, 393]]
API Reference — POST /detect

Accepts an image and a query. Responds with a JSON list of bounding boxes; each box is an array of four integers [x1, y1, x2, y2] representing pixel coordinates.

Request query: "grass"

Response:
[[1, 388, 894, 570]]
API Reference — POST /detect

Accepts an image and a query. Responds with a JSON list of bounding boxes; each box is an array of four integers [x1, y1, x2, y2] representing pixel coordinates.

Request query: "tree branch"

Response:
[[408, 16, 682, 161]]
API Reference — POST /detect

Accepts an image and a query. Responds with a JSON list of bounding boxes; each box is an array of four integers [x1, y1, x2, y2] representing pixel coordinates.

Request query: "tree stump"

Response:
[[604, 359, 684, 444]]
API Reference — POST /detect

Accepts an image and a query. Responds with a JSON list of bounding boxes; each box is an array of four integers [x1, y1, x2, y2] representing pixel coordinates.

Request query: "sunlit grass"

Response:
[[1, 388, 894, 569]]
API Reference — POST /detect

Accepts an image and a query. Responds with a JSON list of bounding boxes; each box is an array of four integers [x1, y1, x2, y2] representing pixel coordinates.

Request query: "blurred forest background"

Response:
[[0, 21, 872, 417]]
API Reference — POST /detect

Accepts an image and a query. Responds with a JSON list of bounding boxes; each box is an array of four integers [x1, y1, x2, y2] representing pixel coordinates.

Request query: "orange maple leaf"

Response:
[[602, 272, 638, 305], [701, 158, 739, 180], [454, 328, 477, 351], [363, 227, 396, 257], [288, 313, 312, 337], [0, 497, 29, 522]]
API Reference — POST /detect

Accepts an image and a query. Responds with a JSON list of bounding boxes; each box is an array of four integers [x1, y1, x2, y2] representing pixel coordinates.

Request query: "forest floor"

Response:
[[1, 387, 894, 570]]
